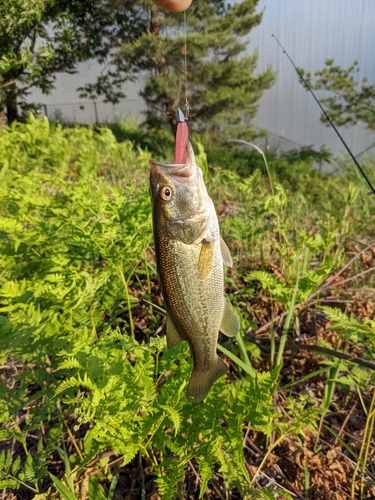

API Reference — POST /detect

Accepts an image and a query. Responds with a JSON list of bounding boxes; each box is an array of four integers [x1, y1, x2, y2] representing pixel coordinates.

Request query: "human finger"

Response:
[[151, 0, 192, 13]]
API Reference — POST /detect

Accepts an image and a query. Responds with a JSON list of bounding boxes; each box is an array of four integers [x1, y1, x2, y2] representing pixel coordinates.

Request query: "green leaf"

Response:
[[11, 455, 21, 476], [48, 472, 78, 500], [217, 343, 255, 377]]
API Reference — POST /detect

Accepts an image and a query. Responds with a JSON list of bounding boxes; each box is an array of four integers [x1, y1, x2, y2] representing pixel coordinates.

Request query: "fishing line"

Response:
[[272, 34, 375, 196], [184, 11, 190, 120]]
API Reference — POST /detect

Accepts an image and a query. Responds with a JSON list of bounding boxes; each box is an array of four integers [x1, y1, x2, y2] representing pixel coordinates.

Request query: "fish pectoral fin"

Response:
[[166, 312, 184, 349], [198, 241, 215, 279], [220, 237, 233, 267], [220, 299, 240, 337], [186, 357, 228, 403]]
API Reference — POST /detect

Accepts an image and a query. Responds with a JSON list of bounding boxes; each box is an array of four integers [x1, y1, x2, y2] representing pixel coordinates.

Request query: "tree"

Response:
[[120, 0, 276, 137], [0, 0, 150, 127], [301, 60, 375, 131], [1, 0, 274, 137]]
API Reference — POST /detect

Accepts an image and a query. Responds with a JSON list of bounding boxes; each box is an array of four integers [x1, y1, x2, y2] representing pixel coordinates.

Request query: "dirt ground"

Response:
[[1, 253, 375, 500]]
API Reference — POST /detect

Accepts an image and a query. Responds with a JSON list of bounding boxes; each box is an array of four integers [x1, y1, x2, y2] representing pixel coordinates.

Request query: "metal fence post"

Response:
[[94, 101, 98, 125]]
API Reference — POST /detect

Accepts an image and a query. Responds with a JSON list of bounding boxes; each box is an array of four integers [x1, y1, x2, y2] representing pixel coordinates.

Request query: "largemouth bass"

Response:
[[149, 110, 240, 403]]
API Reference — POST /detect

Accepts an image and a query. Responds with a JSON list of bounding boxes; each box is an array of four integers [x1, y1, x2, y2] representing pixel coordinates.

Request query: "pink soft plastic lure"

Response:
[[173, 108, 189, 164]]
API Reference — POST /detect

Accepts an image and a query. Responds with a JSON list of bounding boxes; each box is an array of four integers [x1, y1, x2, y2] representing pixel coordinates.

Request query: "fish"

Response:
[[149, 109, 240, 403]]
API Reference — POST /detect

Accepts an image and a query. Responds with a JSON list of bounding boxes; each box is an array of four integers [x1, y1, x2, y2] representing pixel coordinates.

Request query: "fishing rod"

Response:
[[272, 34, 375, 196]]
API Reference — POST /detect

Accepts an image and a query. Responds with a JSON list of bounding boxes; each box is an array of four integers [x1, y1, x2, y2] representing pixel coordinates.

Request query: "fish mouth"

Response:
[[150, 142, 196, 178], [150, 161, 193, 177]]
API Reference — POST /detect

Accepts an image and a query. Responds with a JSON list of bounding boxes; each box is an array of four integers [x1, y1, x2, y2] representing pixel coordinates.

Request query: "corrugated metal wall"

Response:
[[30, 0, 375, 154], [250, 0, 375, 154]]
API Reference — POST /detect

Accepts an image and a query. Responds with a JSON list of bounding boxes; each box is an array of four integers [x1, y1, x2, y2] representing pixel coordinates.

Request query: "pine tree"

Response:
[[301, 60, 375, 131], [120, 0, 275, 137]]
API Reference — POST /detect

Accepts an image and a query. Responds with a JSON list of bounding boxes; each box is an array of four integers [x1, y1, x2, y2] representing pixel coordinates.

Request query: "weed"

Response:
[[0, 116, 374, 499]]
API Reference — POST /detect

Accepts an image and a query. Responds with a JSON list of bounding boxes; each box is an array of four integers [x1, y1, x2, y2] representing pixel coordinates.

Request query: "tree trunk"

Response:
[[0, 103, 6, 130], [5, 82, 19, 125]]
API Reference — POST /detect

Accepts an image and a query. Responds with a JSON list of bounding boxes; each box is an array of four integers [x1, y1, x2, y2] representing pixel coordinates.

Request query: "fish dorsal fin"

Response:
[[220, 299, 240, 337], [220, 237, 233, 268], [198, 242, 215, 279], [166, 311, 184, 349]]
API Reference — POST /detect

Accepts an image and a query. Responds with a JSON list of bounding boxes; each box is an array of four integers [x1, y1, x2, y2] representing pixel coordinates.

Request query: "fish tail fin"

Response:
[[186, 357, 228, 403]]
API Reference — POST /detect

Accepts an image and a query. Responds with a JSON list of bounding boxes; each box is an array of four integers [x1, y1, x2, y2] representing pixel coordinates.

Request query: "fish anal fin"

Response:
[[198, 242, 215, 279], [186, 357, 228, 403], [220, 299, 240, 337], [166, 312, 184, 349], [220, 237, 233, 267]]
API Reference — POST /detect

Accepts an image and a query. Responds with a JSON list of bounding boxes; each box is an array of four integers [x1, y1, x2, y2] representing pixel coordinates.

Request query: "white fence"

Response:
[[41, 99, 146, 124]]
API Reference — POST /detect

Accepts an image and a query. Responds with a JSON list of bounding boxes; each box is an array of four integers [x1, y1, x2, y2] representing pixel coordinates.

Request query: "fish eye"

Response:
[[159, 185, 173, 201]]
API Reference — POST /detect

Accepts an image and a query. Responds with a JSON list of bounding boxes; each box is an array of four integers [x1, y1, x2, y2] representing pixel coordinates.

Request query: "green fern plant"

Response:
[[1, 117, 374, 499]]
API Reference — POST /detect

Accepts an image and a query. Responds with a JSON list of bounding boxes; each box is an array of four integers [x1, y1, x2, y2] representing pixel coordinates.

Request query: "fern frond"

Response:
[[160, 405, 182, 435], [155, 457, 187, 499], [55, 357, 81, 371], [11, 455, 21, 476], [197, 448, 215, 498], [0, 450, 11, 476], [19, 453, 36, 483]]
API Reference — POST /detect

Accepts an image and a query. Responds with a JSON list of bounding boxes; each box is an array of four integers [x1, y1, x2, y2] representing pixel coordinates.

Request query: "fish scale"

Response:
[[157, 235, 224, 371], [149, 109, 240, 403]]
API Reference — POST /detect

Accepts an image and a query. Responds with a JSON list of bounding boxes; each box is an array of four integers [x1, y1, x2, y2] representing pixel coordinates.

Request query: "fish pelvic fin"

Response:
[[198, 241, 215, 279], [166, 311, 185, 349], [220, 236, 233, 268], [186, 357, 228, 403], [220, 299, 240, 337]]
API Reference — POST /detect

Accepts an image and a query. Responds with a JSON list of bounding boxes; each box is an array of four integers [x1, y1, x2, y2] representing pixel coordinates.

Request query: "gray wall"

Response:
[[29, 0, 375, 155], [250, 0, 375, 155]]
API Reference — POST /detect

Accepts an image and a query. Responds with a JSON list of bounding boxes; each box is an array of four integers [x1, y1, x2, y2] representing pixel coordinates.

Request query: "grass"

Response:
[[0, 115, 374, 499]]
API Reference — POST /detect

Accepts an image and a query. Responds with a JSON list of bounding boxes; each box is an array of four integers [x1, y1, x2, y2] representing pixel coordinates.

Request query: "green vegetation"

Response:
[[0, 116, 375, 499], [300, 59, 375, 131], [1, 0, 153, 126], [1, 0, 274, 138], [120, 0, 275, 135]]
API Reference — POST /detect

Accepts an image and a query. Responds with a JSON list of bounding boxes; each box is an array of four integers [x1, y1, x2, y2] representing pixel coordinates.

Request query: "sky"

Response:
[[29, 0, 375, 154]]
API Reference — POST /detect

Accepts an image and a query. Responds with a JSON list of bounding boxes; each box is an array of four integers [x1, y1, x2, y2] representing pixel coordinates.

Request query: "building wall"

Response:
[[29, 0, 375, 155]]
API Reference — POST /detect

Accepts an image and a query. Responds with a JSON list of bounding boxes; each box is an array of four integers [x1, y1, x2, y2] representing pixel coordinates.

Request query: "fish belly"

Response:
[[157, 236, 223, 354], [156, 233, 226, 401]]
